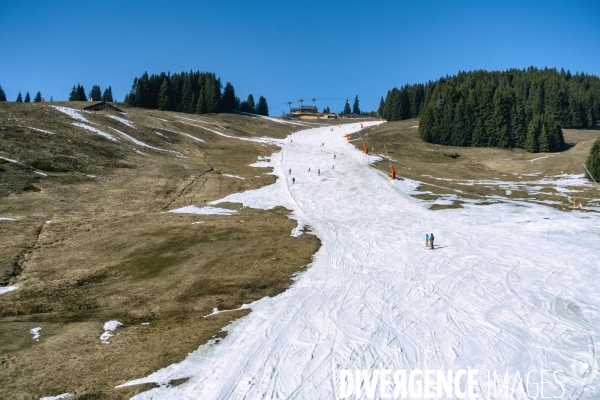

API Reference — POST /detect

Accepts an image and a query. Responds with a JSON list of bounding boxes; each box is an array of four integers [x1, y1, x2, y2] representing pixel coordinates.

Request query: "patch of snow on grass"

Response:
[[0, 156, 17, 163], [108, 115, 135, 128], [182, 133, 205, 142], [30, 327, 41, 341], [28, 127, 55, 134], [222, 174, 245, 180], [154, 131, 167, 138], [109, 128, 184, 157], [100, 320, 123, 344], [34, 171, 48, 176], [0, 286, 18, 294], [40, 393, 73, 400], [0, 217, 16, 221], [169, 206, 238, 216], [191, 221, 205, 224], [72, 123, 118, 142], [52, 106, 94, 124]]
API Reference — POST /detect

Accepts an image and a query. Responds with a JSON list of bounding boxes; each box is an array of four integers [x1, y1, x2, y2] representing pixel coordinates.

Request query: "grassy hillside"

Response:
[[0, 102, 325, 398], [356, 118, 600, 211]]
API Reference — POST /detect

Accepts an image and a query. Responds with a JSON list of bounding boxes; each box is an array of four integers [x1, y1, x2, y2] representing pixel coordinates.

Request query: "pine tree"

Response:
[[246, 94, 256, 113], [256, 95, 269, 116], [538, 125, 550, 152], [585, 138, 600, 182], [158, 79, 170, 111], [24, 92, 31, 103], [524, 115, 541, 153], [69, 85, 78, 101], [33, 91, 42, 102], [181, 76, 195, 113], [103, 86, 114, 102], [15, 92, 23, 102], [378, 97, 385, 117], [50, 96, 53, 102], [343, 99, 351, 114], [0, 85, 6, 101], [219, 82, 237, 112], [89, 85, 102, 101], [352, 95, 360, 114]]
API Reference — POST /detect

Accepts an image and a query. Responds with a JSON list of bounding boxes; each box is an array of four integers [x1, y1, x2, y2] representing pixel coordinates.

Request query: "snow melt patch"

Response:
[[222, 174, 245, 180], [0, 286, 18, 294], [0, 217, 16, 221], [28, 127, 55, 134], [52, 106, 93, 124], [40, 394, 73, 400], [109, 128, 184, 157], [72, 123, 118, 142], [34, 171, 48, 176], [100, 320, 122, 344], [108, 115, 135, 128], [30, 327, 41, 341], [0, 156, 17, 163], [168, 206, 238, 216]]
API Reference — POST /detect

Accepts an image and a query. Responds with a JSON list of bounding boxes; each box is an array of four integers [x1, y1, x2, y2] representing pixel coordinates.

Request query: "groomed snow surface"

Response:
[[122, 122, 600, 399]]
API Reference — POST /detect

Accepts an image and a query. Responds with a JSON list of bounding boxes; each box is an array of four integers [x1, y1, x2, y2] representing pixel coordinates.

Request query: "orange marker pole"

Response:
[[390, 165, 396, 179], [363, 143, 369, 154]]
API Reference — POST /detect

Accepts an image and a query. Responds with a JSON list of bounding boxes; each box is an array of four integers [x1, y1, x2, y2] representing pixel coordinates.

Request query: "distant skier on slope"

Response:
[[430, 233, 435, 250], [289, 169, 291, 175], [292, 177, 295, 184], [425, 234, 429, 247]]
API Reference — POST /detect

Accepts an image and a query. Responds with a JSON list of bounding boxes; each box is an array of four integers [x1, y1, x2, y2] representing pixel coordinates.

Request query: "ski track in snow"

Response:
[[123, 122, 600, 399]]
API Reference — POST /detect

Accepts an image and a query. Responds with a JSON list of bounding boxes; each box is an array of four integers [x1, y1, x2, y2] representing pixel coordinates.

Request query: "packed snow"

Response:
[[100, 320, 123, 344], [123, 122, 600, 399], [0, 286, 18, 295], [168, 205, 238, 216], [52, 106, 94, 124], [108, 115, 135, 128], [72, 123, 118, 142], [30, 327, 41, 341]]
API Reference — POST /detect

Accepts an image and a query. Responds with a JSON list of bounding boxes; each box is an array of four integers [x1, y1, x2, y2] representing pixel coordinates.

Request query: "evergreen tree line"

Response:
[[0, 85, 6, 101], [123, 70, 268, 115], [381, 67, 600, 153], [69, 84, 114, 102], [9, 90, 46, 103], [379, 84, 425, 121], [341, 95, 362, 115]]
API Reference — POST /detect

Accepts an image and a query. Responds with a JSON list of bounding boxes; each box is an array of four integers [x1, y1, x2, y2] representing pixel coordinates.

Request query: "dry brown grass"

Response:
[[0, 102, 320, 399]]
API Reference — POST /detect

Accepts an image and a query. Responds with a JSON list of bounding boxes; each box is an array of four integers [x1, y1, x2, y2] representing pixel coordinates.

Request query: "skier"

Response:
[[332, 165, 334, 169], [334, 155, 336, 159], [289, 169, 291, 175], [425, 234, 429, 247], [308, 168, 311, 172], [292, 177, 295, 184], [430, 233, 435, 250], [318, 169, 320, 175]]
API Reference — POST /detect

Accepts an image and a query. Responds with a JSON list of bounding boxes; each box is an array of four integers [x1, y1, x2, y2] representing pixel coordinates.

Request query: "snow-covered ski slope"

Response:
[[125, 122, 600, 399]]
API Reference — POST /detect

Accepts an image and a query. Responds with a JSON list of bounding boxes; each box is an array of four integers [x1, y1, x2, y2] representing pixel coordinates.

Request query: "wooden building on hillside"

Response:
[[83, 101, 123, 112], [288, 105, 335, 120]]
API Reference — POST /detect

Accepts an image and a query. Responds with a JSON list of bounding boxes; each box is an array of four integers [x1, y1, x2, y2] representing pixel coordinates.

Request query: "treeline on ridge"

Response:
[[123, 71, 268, 115], [381, 68, 600, 153], [69, 84, 114, 102]]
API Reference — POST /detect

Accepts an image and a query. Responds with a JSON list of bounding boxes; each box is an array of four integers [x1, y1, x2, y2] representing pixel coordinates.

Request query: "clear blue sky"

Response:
[[1, 0, 599, 115]]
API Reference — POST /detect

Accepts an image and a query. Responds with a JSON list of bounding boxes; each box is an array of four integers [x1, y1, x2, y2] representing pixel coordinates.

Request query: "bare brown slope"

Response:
[[0, 102, 319, 399], [355, 119, 600, 211]]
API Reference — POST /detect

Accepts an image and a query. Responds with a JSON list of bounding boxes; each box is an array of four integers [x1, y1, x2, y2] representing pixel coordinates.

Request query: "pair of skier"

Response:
[[425, 233, 435, 249]]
